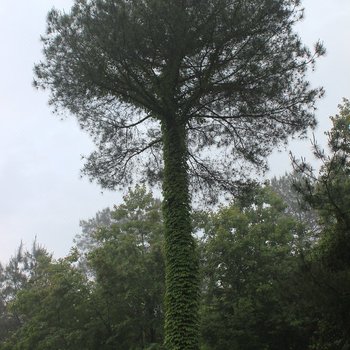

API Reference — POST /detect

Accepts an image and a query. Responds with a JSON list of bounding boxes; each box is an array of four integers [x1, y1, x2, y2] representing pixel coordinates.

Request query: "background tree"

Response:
[[0, 245, 54, 348], [198, 186, 311, 350], [75, 207, 112, 260], [270, 172, 319, 233], [85, 185, 165, 349], [3, 176, 350, 349], [0, 245, 27, 344], [1, 253, 100, 350], [270, 172, 320, 257], [0, 242, 49, 344], [34, 1, 324, 348], [293, 98, 350, 269], [292, 99, 350, 349], [0, 187, 165, 350]]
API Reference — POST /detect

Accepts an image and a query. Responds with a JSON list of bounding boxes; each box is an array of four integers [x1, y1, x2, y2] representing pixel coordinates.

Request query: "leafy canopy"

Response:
[[34, 0, 324, 200]]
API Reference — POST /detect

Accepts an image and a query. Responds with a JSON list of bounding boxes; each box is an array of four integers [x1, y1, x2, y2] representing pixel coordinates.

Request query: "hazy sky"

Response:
[[1, 1, 349, 263]]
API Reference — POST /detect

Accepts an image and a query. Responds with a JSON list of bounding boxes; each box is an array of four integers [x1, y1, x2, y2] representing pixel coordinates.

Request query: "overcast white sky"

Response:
[[1, 1, 349, 263]]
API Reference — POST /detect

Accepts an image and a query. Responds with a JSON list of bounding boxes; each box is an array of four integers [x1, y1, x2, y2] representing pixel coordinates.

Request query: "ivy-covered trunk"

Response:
[[161, 117, 199, 350]]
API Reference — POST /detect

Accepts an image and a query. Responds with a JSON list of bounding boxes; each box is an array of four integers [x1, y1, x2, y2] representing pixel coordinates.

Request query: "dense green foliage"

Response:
[[291, 99, 350, 349], [0, 243, 46, 344], [2, 109, 350, 349], [1, 187, 165, 350], [87, 186, 165, 349], [199, 187, 304, 350], [270, 172, 319, 235]]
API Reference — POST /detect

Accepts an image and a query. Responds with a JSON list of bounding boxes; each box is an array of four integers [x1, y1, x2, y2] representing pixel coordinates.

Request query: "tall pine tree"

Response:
[[34, 1, 323, 348]]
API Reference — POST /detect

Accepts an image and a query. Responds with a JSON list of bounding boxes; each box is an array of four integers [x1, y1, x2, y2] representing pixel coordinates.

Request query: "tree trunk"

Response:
[[161, 117, 199, 350]]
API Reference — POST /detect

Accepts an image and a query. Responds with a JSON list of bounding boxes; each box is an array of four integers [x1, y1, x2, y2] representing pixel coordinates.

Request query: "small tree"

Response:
[[293, 98, 350, 268], [292, 99, 350, 349], [34, 1, 323, 348]]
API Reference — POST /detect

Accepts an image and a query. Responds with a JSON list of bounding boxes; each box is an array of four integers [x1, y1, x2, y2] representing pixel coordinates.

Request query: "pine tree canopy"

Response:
[[34, 0, 324, 200]]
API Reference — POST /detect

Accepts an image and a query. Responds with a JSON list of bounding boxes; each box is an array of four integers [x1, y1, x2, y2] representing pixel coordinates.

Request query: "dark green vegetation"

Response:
[[1, 100, 350, 349], [1, 186, 165, 350], [33, 1, 323, 347]]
